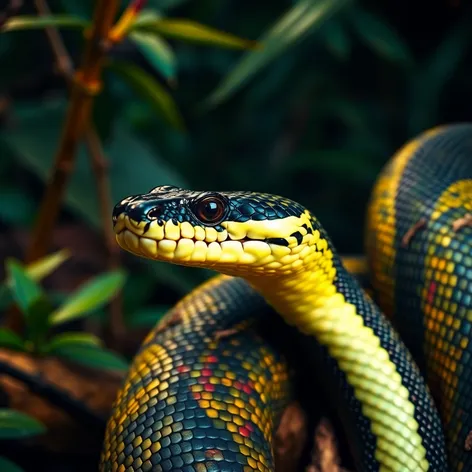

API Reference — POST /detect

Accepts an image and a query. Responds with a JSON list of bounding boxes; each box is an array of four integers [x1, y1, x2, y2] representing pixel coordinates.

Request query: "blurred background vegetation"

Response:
[[0, 0, 471, 345], [0, 0, 471, 469]]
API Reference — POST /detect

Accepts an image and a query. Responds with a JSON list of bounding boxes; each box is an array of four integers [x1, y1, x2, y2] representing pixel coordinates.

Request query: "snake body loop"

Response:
[[101, 123, 472, 471], [366, 124, 472, 471], [101, 275, 294, 472]]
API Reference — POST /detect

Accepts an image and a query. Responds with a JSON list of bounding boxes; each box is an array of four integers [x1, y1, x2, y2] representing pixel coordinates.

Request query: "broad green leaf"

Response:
[[108, 60, 184, 130], [1, 15, 89, 33], [0, 409, 46, 439], [0, 251, 69, 315], [4, 260, 52, 346], [130, 31, 176, 82], [50, 270, 126, 325], [205, 0, 349, 107], [349, 7, 412, 64], [0, 328, 25, 351], [0, 99, 202, 293], [320, 19, 350, 59], [26, 249, 71, 282], [126, 306, 171, 328], [0, 456, 25, 472], [45, 332, 103, 353], [53, 344, 129, 372], [132, 18, 258, 51], [6, 260, 44, 316]]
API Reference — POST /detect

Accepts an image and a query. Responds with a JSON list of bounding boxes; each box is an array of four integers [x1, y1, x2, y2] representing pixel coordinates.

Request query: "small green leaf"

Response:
[[130, 31, 176, 82], [1, 15, 89, 33], [126, 306, 171, 328], [50, 270, 126, 325], [26, 249, 71, 282], [107, 60, 184, 130], [349, 7, 412, 64], [205, 0, 349, 107], [131, 9, 163, 30], [0, 328, 25, 351], [6, 260, 45, 316], [0, 409, 46, 439], [0, 456, 25, 472], [132, 18, 258, 51], [45, 332, 102, 353], [4, 261, 51, 350], [53, 344, 129, 372]]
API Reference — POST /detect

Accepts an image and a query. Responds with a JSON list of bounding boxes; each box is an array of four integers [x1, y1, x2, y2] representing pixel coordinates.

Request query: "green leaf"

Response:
[[130, 9, 163, 30], [108, 60, 184, 130], [5, 260, 45, 316], [52, 344, 129, 372], [130, 31, 176, 82], [45, 332, 102, 353], [0, 456, 25, 472], [0, 328, 25, 351], [320, 19, 350, 59], [349, 7, 412, 64], [126, 306, 171, 328], [0, 251, 69, 316], [0, 409, 46, 439], [1, 15, 89, 33], [26, 249, 71, 282], [50, 270, 126, 325], [205, 0, 350, 107], [132, 18, 258, 51]]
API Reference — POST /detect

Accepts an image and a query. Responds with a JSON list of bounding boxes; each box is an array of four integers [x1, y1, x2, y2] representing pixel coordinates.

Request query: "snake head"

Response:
[[112, 185, 328, 276]]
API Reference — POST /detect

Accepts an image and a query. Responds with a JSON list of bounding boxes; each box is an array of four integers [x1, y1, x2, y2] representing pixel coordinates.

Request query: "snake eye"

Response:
[[194, 195, 227, 225]]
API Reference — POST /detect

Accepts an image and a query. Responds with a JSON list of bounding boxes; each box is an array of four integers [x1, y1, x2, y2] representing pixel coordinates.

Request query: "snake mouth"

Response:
[[114, 214, 277, 266]]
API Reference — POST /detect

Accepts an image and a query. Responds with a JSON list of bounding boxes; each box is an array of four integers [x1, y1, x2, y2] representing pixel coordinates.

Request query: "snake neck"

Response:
[[246, 246, 343, 333]]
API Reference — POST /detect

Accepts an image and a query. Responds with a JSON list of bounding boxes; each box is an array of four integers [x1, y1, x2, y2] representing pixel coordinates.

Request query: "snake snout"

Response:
[[112, 196, 134, 223]]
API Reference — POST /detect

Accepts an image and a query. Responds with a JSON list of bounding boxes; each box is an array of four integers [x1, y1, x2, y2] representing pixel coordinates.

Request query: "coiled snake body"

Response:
[[100, 124, 472, 471]]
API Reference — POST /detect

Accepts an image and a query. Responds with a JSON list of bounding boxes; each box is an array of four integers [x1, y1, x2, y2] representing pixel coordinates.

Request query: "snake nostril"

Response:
[[147, 205, 163, 220]]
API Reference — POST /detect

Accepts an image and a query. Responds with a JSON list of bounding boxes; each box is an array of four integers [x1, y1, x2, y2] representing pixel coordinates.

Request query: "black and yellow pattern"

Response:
[[106, 169, 456, 470], [100, 275, 293, 472], [366, 123, 472, 471]]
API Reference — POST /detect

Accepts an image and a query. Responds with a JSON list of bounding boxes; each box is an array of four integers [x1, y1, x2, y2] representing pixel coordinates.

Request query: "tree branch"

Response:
[[24, 0, 120, 265], [29, 0, 126, 344]]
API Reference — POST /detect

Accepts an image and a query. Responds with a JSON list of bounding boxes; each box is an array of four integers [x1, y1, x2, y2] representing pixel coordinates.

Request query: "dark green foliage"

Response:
[[0, 0, 470, 357], [0, 256, 127, 371]]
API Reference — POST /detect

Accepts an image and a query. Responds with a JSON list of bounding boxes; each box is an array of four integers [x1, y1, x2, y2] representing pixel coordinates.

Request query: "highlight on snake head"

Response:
[[112, 184, 330, 276]]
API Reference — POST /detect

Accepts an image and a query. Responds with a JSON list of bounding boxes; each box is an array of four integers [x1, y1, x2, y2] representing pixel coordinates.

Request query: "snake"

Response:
[[100, 123, 472, 471]]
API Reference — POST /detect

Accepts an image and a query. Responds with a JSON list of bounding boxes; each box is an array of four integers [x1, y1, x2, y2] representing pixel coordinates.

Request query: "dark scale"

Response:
[[389, 124, 472, 471], [301, 222, 449, 471], [100, 276, 294, 472], [363, 124, 472, 471]]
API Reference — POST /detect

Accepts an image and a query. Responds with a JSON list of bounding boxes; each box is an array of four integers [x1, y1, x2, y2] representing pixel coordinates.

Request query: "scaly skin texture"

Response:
[[100, 275, 293, 472], [108, 182, 450, 471], [366, 123, 472, 471]]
